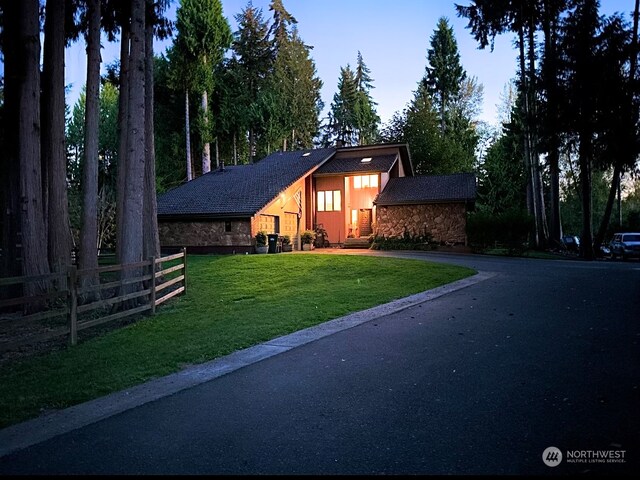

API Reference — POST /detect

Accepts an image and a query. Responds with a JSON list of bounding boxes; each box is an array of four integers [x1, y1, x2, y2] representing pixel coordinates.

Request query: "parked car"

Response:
[[562, 235, 580, 252], [609, 232, 640, 260]]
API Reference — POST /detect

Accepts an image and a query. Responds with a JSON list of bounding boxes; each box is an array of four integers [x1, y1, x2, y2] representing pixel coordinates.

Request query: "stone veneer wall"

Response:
[[159, 220, 252, 247], [376, 203, 467, 244]]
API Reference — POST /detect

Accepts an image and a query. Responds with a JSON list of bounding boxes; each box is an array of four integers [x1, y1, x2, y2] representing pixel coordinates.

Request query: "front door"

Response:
[[358, 209, 372, 237]]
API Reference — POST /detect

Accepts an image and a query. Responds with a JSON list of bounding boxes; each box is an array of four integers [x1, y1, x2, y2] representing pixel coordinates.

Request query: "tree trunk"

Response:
[[116, 18, 130, 263], [18, 0, 50, 297], [233, 132, 237, 165], [593, 162, 622, 254], [528, 18, 549, 248], [543, 0, 562, 247], [143, 0, 160, 261], [80, 0, 101, 287], [1, 0, 23, 285], [201, 90, 211, 174], [121, 0, 146, 276], [518, 24, 539, 247], [578, 135, 594, 260], [42, 0, 72, 274], [215, 137, 220, 170], [593, 0, 639, 251], [249, 128, 255, 163], [185, 91, 193, 181]]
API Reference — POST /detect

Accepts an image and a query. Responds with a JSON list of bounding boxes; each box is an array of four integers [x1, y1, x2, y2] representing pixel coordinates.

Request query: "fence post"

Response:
[[182, 247, 187, 295], [68, 266, 78, 346], [149, 256, 156, 315]]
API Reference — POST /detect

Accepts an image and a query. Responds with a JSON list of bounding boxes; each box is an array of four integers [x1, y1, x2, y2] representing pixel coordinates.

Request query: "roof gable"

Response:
[[314, 153, 398, 175], [314, 143, 413, 176], [375, 173, 477, 205], [157, 148, 335, 217]]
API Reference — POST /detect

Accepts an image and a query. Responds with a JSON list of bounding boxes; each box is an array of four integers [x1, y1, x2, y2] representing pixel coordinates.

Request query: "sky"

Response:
[[63, 0, 635, 129]]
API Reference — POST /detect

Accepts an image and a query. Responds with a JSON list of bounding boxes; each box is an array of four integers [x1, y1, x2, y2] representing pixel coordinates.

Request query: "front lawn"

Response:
[[0, 254, 475, 428]]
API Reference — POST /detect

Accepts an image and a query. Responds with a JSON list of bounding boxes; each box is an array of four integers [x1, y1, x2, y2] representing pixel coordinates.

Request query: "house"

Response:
[[157, 143, 476, 253]]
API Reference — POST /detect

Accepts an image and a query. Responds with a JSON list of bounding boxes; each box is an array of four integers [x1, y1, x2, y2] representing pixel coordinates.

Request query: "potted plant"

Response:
[[281, 235, 292, 252], [301, 230, 315, 251], [255, 231, 268, 254]]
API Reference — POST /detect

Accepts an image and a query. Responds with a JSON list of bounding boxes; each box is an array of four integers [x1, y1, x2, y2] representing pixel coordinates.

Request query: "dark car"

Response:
[[609, 232, 640, 260], [562, 235, 580, 252]]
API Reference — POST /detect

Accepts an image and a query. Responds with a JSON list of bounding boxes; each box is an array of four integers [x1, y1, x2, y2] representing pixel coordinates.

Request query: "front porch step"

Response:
[[343, 237, 371, 249]]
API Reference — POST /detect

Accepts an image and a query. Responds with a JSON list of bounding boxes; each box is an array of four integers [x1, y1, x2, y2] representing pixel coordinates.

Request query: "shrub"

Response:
[[281, 235, 291, 245], [255, 231, 267, 246], [466, 208, 533, 254], [370, 230, 435, 251], [301, 230, 315, 245]]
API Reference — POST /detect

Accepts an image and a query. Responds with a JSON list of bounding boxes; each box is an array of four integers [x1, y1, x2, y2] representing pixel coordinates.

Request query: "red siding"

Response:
[[315, 176, 345, 245]]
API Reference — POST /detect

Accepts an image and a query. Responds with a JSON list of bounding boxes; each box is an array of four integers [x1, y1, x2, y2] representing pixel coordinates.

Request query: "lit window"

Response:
[[333, 190, 341, 211], [325, 191, 333, 211], [353, 174, 379, 189], [317, 190, 342, 212]]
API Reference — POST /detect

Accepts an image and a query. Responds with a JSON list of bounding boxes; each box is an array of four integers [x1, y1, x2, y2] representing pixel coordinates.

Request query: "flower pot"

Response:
[[281, 244, 293, 252], [302, 244, 313, 251], [255, 245, 269, 254]]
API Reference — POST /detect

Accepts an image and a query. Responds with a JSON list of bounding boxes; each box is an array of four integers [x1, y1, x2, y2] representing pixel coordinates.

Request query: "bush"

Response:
[[255, 231, 267, 246], [301, 230, 315, 245], [281, 235, 291, 245], [370, 230, 435, 251], [467, 208, 533, 254]]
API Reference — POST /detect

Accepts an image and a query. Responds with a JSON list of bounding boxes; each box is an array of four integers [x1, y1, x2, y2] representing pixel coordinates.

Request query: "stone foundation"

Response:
[[376, 203, 467, 244], [159, 220, 252, 248]]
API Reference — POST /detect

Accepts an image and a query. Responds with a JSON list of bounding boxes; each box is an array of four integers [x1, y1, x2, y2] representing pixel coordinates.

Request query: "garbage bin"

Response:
[[267, 234, 279, 253]]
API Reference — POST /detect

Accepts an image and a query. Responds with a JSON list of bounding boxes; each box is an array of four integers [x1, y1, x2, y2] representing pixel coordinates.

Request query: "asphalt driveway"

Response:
[[0, 252, 638, 474]]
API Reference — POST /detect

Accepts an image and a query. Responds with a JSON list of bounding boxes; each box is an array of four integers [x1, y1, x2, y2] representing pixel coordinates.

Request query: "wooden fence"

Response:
[[0, 248, 187, 351]]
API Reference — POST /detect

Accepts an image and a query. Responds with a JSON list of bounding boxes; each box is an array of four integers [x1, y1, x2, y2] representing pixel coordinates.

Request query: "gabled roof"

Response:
[[157, 148, 335, 218], [375, 173, 477, 206], [314, 153, 398, 175], [314, 143, 413, 176]]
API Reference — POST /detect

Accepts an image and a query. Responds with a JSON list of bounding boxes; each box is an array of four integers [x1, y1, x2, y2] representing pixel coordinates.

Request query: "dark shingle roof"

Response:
[[315, 154, 398, 175], [375, 173, 476, 205], [158, 148, 335, 217]]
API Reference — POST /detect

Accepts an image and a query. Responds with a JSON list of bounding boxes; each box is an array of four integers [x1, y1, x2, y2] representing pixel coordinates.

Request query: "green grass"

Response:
[[0, 254, 475, 429]]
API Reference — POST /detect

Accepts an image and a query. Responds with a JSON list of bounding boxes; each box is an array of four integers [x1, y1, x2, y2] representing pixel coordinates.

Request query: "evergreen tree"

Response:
[[173, 0, 231, 173], [268, 26, 323, 150], [425, 17, 466, 135], [231, 2, 273, 162], [558, 0, 602, 259], [353, 51, 380, 145], [324, 64, 359, 146], [323, 52, 380, 147]]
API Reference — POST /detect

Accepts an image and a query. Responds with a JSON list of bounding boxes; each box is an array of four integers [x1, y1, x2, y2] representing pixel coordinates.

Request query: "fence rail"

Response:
[[0, 248, 187, 352]]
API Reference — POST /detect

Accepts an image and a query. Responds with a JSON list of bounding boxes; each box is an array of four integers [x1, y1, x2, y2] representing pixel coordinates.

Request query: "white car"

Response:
[[609, 232, 640, 260]]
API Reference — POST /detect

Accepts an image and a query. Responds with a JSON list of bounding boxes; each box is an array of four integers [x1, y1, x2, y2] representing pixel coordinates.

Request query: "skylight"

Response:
[[302, 152, 311, 157], [361, 157, 372, 163]]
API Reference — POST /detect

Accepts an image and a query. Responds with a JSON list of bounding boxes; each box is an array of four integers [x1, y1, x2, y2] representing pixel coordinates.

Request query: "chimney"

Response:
[[335, 138, 344, 148]]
